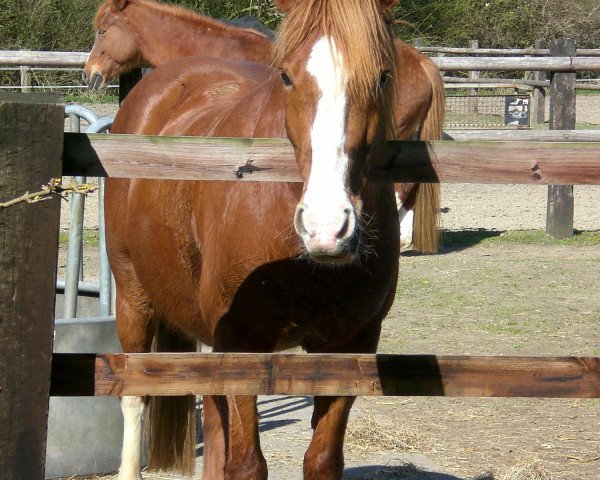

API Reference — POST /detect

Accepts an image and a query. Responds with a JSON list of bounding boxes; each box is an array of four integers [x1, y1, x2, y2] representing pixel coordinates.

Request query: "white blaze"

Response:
[[301, 36, 353, 244]]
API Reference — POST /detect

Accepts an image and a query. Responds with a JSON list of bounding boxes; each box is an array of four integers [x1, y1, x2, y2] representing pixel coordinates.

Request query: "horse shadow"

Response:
[[195, 395, 312, 456], [344, 463, 495, 479], [402, 229, 504, 257]]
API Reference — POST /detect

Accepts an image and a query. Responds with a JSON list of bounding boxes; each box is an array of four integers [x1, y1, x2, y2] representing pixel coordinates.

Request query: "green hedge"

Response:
[[1, 0, 599, 52]]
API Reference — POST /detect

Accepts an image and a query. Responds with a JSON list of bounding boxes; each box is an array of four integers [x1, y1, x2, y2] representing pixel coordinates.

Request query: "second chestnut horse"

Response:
[[84, 0, 443, 253]]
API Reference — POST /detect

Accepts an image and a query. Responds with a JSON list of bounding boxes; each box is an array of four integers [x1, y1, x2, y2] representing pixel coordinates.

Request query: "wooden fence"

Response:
[[2, 92, 600, 480], [2, 49, 600, 71]]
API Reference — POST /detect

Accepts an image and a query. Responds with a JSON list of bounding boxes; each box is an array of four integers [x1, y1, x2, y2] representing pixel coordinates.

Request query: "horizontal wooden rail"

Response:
[[63, 133, 600, 185], [50, 353, 600, 398], [443, 76, 600, 90], [0, 50, 89, 67], [421, 46, 600, 56], [3, 50, 600, 71], [444, 129, 600, 142], [434, 57, 600, 72]]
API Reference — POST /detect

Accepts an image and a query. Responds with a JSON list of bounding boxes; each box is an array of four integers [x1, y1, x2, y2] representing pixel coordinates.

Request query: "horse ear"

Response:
[[273, 0, 294, 12], [114, 0, 128, 11]]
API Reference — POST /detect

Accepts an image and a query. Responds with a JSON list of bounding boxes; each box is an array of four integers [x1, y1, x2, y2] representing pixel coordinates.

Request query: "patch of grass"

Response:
[[577, 89, 600, 97], [65, 90, 119, 104], [441, 229, 600, 248], [58, 229, 100, 247]]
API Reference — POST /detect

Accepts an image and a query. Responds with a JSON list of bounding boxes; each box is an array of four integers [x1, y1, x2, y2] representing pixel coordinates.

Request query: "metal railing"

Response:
[[58, 105, 114, 321]]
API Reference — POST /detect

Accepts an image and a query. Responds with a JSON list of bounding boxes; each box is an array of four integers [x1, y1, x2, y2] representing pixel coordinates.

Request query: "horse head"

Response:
[[83, 0, 141, 90], [274, 0, 398, 264]]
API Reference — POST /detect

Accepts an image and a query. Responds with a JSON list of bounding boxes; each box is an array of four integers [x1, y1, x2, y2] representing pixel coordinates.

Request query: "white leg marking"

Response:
[[398, 203, 414, 251], [301, 36, 353, 245], [119, 396, 146, 480]]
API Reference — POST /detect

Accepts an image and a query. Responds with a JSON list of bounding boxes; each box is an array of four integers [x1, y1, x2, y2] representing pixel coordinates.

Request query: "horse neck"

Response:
[[131, 5, 273, 66]]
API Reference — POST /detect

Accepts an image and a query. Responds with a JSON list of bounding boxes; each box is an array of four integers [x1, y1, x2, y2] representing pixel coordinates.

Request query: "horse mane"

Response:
[[93, 0, 270, 39], [274, 0, 396, 105]]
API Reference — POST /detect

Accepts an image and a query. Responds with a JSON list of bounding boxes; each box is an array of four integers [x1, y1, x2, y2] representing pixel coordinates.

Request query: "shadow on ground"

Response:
[[344, 462, 494, 480], [401, 229, 504, 256]]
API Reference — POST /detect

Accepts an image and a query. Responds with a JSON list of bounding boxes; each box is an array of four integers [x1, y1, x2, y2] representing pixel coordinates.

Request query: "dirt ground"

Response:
[[54, 98, 600, 480]]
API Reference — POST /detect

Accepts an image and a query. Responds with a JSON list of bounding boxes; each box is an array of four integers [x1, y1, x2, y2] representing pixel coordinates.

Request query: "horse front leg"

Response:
[[201, 394, 267, 480], [225, 395, 267, 480], [304, 317, 386, 480], [119, 395, 148, 480], [303, 396, 355, 480]]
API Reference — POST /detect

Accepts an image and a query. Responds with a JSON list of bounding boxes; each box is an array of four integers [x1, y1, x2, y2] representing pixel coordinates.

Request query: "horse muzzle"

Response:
[[294, 204, 359, 264], [82, 71, 106, 91]]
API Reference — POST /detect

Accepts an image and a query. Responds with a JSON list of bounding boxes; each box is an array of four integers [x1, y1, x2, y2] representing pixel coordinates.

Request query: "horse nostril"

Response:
[[294, 206, 307, 236], [337, 209, 352, 239]]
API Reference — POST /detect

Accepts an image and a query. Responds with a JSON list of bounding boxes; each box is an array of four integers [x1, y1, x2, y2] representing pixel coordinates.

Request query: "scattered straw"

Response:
[[345, 413, 429, 455], [495, 460, 555, 480]]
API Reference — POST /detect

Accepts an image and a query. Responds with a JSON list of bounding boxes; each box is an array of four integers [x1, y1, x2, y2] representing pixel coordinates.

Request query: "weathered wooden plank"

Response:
[[63, 133, 600, 185], [3, 50, 600, 71], [421, 46, 600, 56], [434, 56, 600, 72], [546, 39, 577, 239], [0, 50, 89, 66], [62, 132, 302, 182], [50, 353, 600, 398], [0, 93, 63, 480], [444, 130, 600, 142]]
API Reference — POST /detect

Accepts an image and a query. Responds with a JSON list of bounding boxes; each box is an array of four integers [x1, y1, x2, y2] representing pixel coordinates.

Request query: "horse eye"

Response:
[[379, 71, 391, 87], [98, 29, 106, 35], [280, 71, 293, 88]]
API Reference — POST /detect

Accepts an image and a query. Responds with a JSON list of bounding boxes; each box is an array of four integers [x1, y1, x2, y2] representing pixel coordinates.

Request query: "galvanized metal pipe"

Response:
[[64, 105, 99, 125], [85, 116, 114, 317], [54, 315, 115, 326], [98, 177, 112, 317], [56, 280, 100, 295], [59, 108, 114, 318], [62, 113, 86, 319]]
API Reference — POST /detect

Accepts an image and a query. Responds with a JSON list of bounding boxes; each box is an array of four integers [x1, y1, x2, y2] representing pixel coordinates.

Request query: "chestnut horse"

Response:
[[107, 0, 405, 478], [84, 0, 443, 253]]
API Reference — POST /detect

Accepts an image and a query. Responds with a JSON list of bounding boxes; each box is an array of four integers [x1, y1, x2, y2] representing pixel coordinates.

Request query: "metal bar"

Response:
[[64, 105, 99, 125], [98, 178, 111, 317], [62, 114, 86, 319], [54, 315, 115, 326], [55, 280, 100, 295]]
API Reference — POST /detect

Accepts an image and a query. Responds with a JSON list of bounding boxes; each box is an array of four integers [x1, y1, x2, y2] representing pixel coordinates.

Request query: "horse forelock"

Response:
[[274, 0, 396, 109], [93, 0, 112, 29]]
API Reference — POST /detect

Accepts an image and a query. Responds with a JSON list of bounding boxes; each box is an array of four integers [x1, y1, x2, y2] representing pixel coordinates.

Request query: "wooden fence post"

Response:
[[0, 93, 64, 480], [468, 40, 480, 95], [532, 39, 548, 124], [546, 39, 576, 239], [20, 66, 32, 93]]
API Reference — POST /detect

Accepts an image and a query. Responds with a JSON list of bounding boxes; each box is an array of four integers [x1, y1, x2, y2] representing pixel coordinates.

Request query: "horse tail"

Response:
[[412, 55, 445, 254], [147, 320, 197, 475]]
